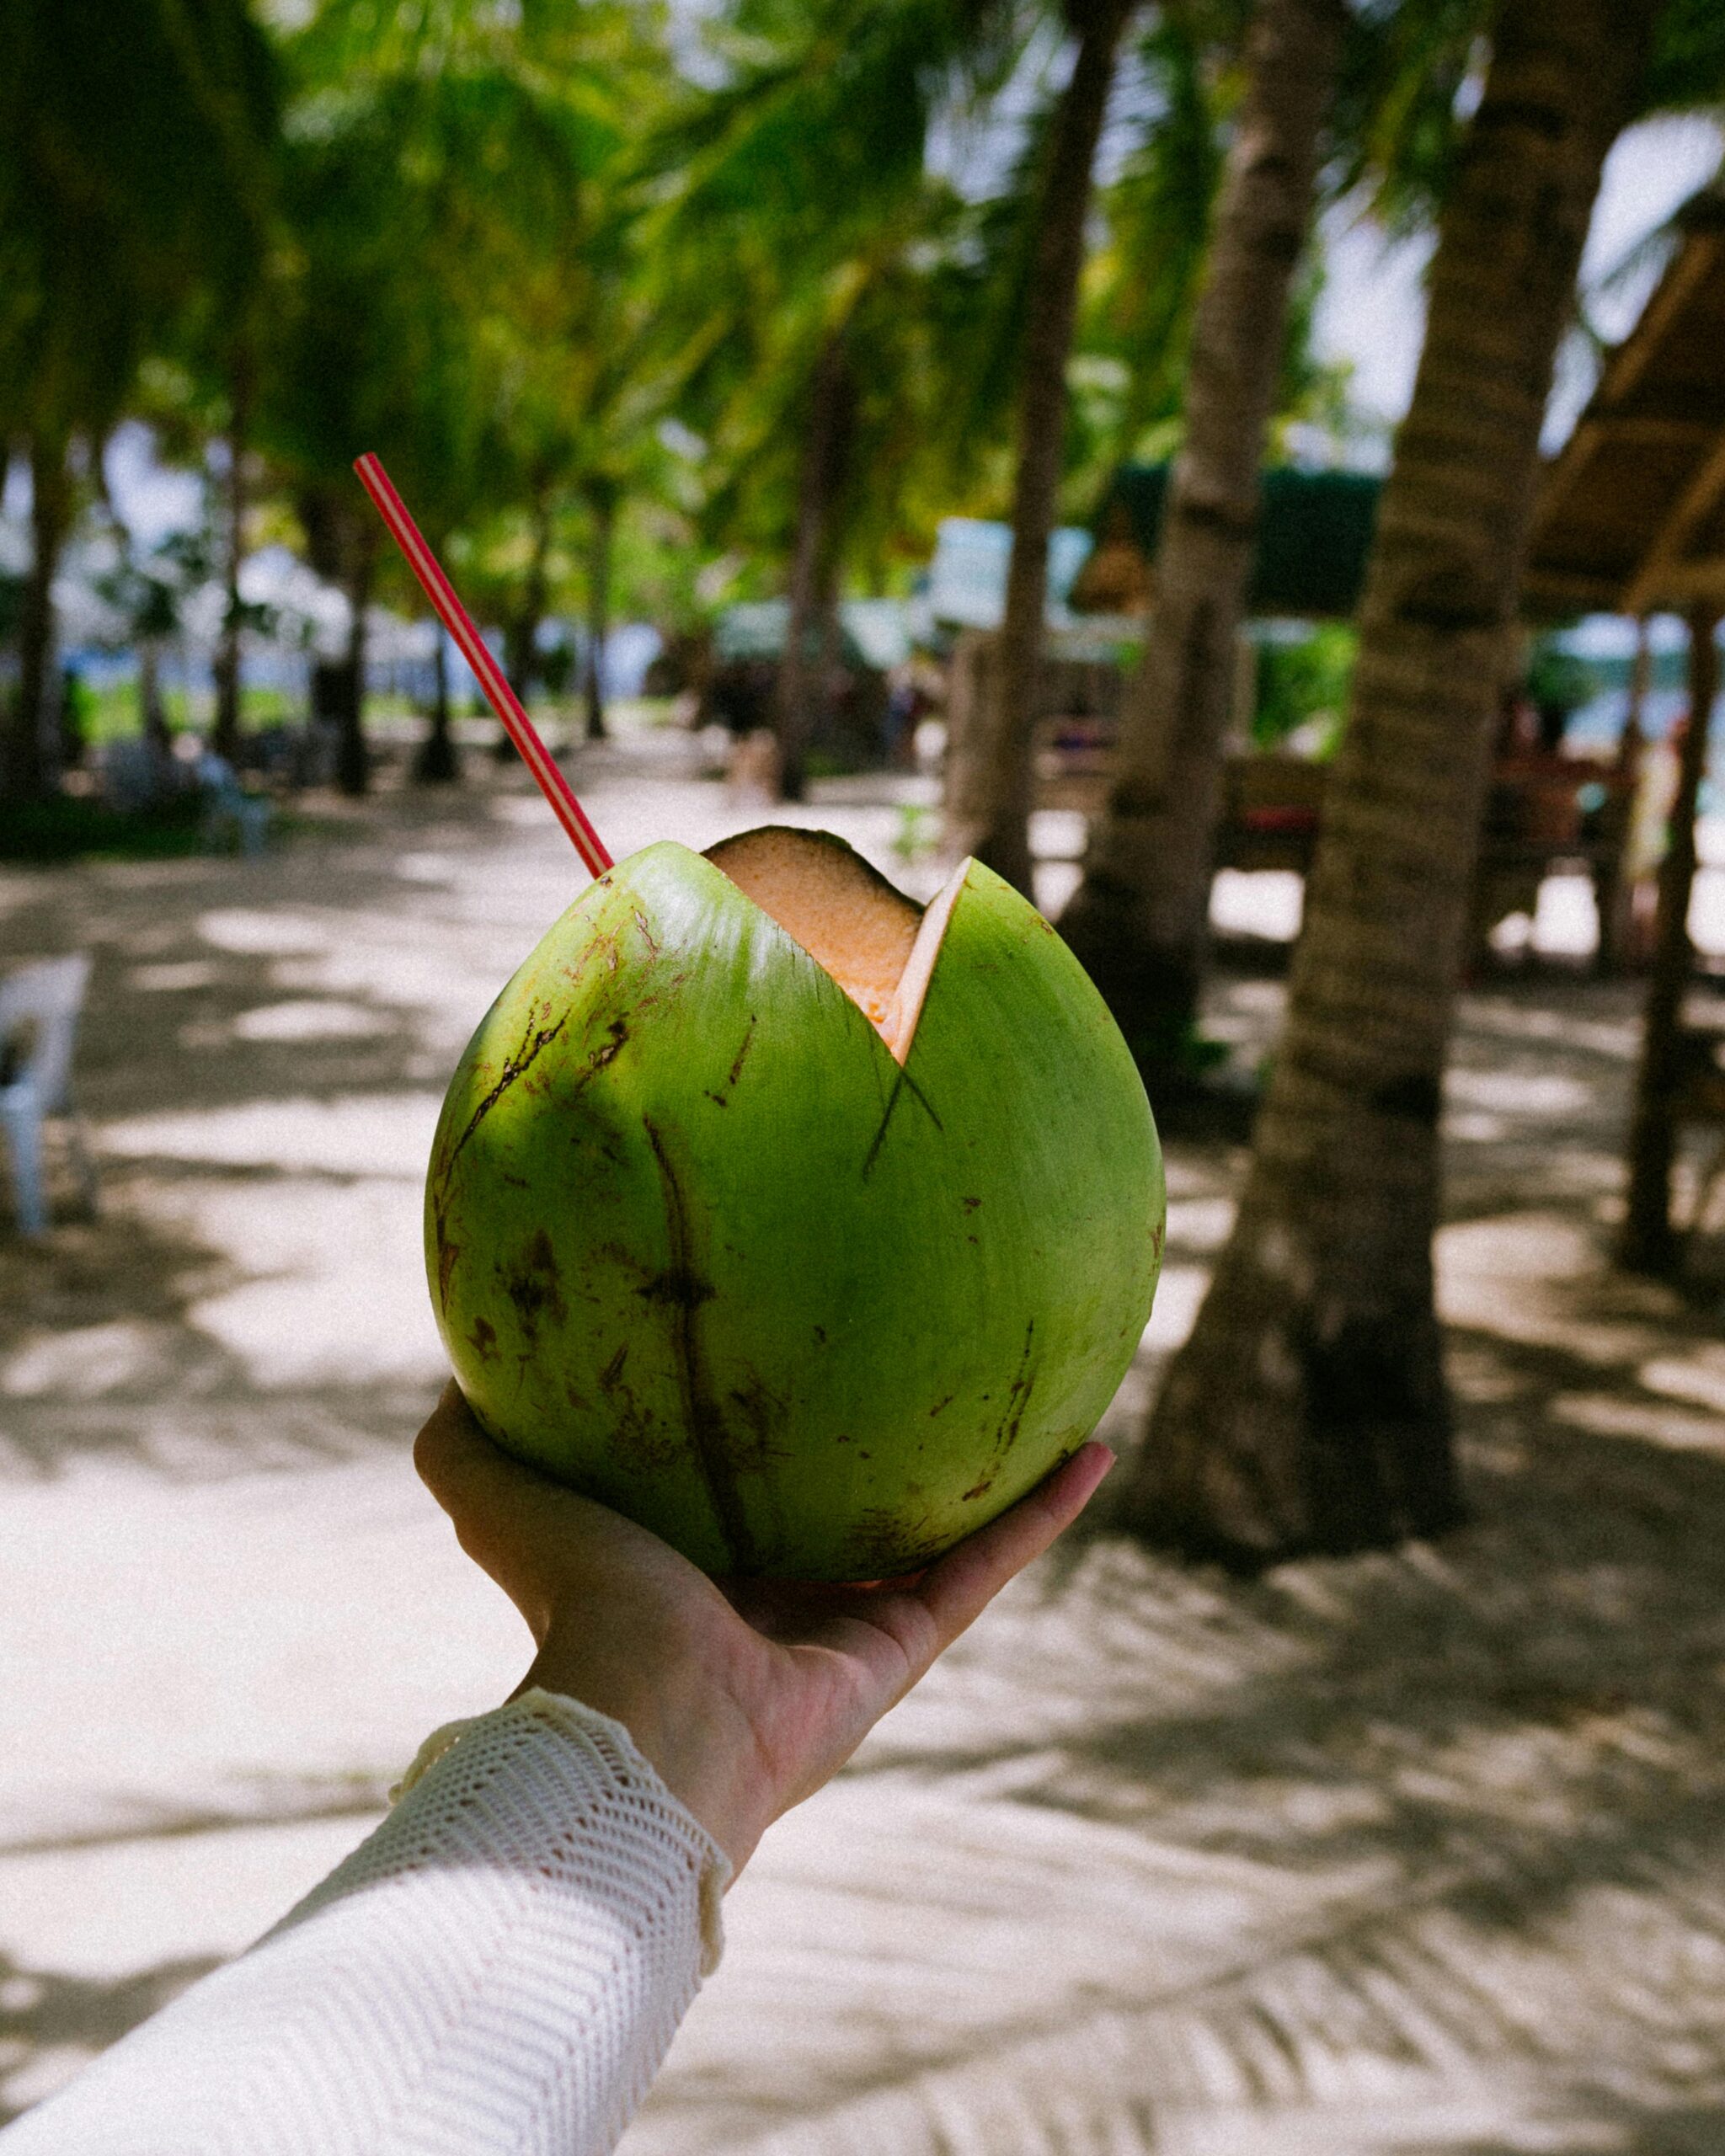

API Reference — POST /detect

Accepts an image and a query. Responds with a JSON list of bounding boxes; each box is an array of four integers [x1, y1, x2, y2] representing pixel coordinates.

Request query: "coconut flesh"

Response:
[[702, 825, 961, 1061], [427, 825, 1162, 1580]]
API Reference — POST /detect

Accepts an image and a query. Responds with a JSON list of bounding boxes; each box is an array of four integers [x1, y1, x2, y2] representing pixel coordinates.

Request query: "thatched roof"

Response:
[[1071, 463, 1381, 621], [1524, 184, 1725, 618]]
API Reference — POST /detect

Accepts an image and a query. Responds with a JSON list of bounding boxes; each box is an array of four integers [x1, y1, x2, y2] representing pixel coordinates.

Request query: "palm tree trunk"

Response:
[[1620, 610, 1719, 1274], [1595, 615, 1650, 974], [334, 533, 377, 798], [1058, 0, 1346, 1046], [496, 489, 553, 761], [777, 332, 857, 803], [1123, 0, 1657, 1568], [414, 622, 459, 783], [812, 556, 842, 755], [584, 479, 617, 744], [211, 360, 250, 762], [139, 640, 171, 763], [6, 433, 71, 803], [943, 0, 1132, 894]]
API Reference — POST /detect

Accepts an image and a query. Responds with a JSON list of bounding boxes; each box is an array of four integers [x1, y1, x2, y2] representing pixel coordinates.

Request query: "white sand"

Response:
[[4, 727, 1725, 2149]]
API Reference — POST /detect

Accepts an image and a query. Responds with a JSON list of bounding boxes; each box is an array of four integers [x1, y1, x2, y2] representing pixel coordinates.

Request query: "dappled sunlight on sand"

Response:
[[1, 1320, 181, 1401], [100, 1092, 441, 1177], [1550, 1393, 1725, 1453], [7, 751, 1725, 2146], [227, 999, 397, 1043], [1638, 1348, 1725, 1414], [168, 1178, 442, 1390]]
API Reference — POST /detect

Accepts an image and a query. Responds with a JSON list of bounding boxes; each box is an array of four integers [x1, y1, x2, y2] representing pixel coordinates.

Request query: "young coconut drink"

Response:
[[355, 452, 1161, 1581], [427, 825, 1164, 1581]]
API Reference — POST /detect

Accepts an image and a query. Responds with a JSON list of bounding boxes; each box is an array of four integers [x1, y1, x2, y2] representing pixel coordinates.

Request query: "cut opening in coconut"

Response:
[[704, 825, 965, 1064]]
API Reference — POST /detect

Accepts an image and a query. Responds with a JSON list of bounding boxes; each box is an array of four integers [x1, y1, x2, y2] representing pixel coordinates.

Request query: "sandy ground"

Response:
[[4, 721, 1725, 2151]]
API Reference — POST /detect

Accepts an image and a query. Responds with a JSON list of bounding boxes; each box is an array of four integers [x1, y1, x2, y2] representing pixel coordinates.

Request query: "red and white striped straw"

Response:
[[353, 453, 613, 878]]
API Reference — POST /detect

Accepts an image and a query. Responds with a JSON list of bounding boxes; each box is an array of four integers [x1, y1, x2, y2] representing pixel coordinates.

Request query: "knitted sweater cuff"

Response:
[[389, 1687, 731, 1974]]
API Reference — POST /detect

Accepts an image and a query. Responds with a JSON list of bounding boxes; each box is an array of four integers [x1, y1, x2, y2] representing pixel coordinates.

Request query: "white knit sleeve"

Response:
[[0, 1689, 729, 2156]]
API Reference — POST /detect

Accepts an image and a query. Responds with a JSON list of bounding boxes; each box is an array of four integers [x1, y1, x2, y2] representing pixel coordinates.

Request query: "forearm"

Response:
[[0, 1692, 728, 2156]]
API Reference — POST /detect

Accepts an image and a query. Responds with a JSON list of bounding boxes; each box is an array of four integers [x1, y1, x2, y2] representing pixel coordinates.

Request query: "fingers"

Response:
[[412, 1381, 574, 1620], [413, 1379, 718, 1628], [414, 1380, 542, 1518], [413, 1380, 483, 1503], [910, 1441, 1114, 1652]]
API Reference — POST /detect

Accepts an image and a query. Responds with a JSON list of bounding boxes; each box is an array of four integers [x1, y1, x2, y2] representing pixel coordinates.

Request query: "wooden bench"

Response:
[[1033, 725, 1639, 966]]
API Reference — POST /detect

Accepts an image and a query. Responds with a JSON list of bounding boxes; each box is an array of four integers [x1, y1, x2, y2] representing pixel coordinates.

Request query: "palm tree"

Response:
[[1052, 0, 1504, 1058], [0, 0, 275, 801], [1073, 12, 1233, 484], [1121, 0, 1659, 1566], [1055, 0, 1348, 1044], [943, 0, 1136, 889], [260, 0, 650, 791], [654, 0, 1025, 798], [579, 475, 621, 742], [489, 165, 684, 754], [210, 355, 255, 763]]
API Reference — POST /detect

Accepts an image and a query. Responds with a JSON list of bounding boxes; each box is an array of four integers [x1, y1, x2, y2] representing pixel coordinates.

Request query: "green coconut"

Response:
[[425, 827, 1163, 1580]]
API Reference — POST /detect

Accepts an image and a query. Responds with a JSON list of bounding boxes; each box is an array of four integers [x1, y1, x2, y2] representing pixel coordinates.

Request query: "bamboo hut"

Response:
[[1524, 181, 1725, 1271]]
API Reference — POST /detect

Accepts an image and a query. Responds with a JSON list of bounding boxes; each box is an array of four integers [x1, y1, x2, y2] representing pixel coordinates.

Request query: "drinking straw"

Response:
[[353, 453, 614, 878]]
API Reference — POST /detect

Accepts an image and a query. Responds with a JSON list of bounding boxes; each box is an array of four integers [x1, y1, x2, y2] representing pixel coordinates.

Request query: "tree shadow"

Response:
[[0, 1948, 221, 2127], [0, 1173, 441, 1481], [737, 1305, 1725, 2152]]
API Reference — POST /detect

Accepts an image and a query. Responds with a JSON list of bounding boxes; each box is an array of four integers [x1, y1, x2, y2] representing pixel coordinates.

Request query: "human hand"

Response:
[[414, 1383, 1113, 1873]]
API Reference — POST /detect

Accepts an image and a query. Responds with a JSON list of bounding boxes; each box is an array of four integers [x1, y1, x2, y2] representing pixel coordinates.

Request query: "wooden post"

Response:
[[1596, 615, 1649, 974], [1620, 606, 1719, 1273], [1229, 627, 1258, 749]]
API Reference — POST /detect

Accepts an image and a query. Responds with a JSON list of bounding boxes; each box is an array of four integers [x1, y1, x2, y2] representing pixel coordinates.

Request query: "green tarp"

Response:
[[1099, 463, 1382, 620]]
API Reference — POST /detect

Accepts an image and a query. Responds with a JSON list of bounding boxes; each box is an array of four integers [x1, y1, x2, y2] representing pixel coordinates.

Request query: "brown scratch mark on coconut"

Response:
[[707, 1015, 758, 1108], [593, 1239, 652, 1290], [991, 1320, 1037, 1464], [726, 1017, 757, 1086], [601, 1358, 677, 1471], [570, 1017, 629, 1091], [633, 907, 661, 956], [861, 1065, 943, 1181], [503, 1228, 567, 1341], [468, 1315, 498, 1362], [900, 1064, 943, 1128], [813, 1324, 827, 1346], [928, 1394, 954, 1417], [846, 1507, 948, 1576], [641, 1117, 761, 1575], [612, 1396, 676, 1470], [432, 1202, 459, 1313], [446, 1011, 569, 1173], [727, 1370, 789, 1470], [961, 1195, 981, 1213]]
